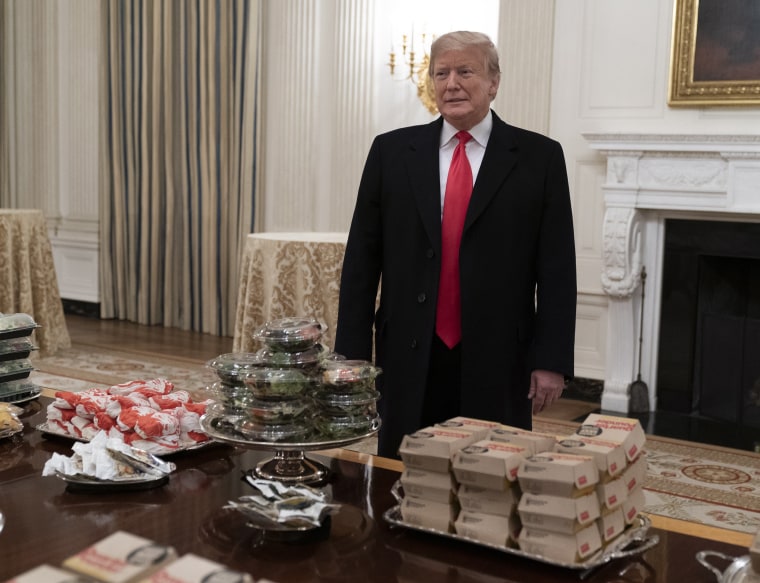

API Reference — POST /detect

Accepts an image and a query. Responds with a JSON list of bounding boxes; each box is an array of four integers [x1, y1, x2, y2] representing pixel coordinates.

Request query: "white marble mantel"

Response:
[[584, 133, 760, 413]]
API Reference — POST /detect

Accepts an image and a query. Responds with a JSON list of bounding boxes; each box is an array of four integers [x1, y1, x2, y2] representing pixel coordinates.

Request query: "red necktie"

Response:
[[436, 131, 473, 348]]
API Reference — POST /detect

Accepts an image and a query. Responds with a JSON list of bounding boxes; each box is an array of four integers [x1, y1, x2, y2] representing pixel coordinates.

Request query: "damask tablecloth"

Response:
[[0, 209, 71, 354], [233, 232, 348, 353]]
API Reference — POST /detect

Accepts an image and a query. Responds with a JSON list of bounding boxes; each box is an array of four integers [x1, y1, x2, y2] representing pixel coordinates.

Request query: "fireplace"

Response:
[[584, 134, 760, 417], [658, 219, 760, 426]]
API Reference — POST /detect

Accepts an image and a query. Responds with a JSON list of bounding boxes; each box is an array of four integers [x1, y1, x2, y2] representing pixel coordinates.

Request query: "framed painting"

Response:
[[669, 0, 760, 106]]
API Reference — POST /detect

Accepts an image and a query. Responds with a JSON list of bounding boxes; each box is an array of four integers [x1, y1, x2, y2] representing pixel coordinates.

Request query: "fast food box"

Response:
[[62, 531, 177, 583], [576, 414, 646, 463], [451, 441, 528, 492], [399, 496, 458, 533], [486, 425, 557, 455], [518, 523, 603, 564], [137, 554, 254, 583], [598, 506, 626, 544], [596, 475, 628, 511], [5, 565, 93, 583], [457, 483, 520, 517], [554, 436, 627, 480], [400, 467, 457, 504], [620, 452, 648, 494], [398, 426, 478, 473], [621, 485, 646, 525], [454, 510, 520, 547], [517, 491, 600, 534], [517, 452, 599, 498], [437, 416, 502, 441]]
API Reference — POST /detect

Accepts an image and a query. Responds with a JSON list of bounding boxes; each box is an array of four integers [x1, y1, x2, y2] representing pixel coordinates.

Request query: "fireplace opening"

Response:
[[656, 219, 760, 448]]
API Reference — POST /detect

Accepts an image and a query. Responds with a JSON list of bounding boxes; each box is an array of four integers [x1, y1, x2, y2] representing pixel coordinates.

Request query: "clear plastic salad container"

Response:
[[253, 317, 325, 352], [206, 352, 264, 385], [0, 314, 39, 340], [0, 338, 37, 362], [320, 360, 381, 393], [254, 344, 328, 370], [312, 389, 380, 417], [244, 367, 315, 399], [313, 413, 380, 440]]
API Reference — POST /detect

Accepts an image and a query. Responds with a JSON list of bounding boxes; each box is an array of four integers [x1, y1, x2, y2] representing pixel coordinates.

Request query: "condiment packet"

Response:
[[226, 477, 340, 528]]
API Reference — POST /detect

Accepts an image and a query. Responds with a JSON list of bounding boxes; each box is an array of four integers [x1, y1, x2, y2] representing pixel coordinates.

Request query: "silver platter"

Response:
[[383, 505, 659, 573], [200, 413, 380, 485], [199, 413, 379, 451], [54, 470, 169, 492]]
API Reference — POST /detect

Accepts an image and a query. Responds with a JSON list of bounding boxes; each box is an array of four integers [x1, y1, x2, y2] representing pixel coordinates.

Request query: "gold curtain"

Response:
[[100, 0, 260, 336]]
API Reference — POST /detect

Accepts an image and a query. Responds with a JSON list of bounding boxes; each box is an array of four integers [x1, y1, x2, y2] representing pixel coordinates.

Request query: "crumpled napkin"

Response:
[[226, 477, 341, 528], [42, 430, 175, 481]]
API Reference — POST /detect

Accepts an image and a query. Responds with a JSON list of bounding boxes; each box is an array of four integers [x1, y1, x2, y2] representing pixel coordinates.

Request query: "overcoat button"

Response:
[[411, 339, 418, 349], [417, 293, 426, 303], [426, 249, 434, 259]]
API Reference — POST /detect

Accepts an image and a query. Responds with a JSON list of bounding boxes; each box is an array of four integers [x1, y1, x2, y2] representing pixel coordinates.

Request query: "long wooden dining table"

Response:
[[0, 393, 751, 582]]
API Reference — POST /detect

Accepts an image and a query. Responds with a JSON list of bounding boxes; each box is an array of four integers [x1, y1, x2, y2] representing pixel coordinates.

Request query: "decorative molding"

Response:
[[601, 207, 641, 298]]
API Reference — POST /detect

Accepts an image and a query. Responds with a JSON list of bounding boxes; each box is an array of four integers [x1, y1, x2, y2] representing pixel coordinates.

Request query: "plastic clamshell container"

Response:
[[253, 317, 325, 352], [254, 344, 328, 369], [204, 382, 256, 413], [206, 352, 263, 385], [313, 413, 380, 440], [244, 367, 314, 399], [0, 380, 40, 402], [0, 338, 38, 362], [246, 396, 312, 424], [320, 360, 381, 393], [0, 313, 39, 340], [0, 358, 34, 383], [312, 389, 380, 416]]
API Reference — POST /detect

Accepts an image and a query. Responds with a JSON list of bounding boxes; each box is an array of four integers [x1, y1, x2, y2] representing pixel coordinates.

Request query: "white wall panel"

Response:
[[574, 293, 607, 379], [581, 1, 663, 115]]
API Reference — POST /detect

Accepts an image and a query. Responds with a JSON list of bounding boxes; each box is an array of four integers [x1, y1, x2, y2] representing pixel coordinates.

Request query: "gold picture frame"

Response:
[[669, 0, 760, 106]]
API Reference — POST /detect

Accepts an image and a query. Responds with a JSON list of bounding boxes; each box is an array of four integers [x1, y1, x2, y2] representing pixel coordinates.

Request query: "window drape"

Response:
[[100, 0, 260, 336]]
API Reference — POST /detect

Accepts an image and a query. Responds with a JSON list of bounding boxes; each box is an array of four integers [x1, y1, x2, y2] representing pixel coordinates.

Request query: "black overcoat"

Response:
[[335, 112, 577, 457]]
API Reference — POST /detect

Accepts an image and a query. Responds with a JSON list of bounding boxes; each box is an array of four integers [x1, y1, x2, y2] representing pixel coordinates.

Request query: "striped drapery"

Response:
[[100, 0, 260, 336]]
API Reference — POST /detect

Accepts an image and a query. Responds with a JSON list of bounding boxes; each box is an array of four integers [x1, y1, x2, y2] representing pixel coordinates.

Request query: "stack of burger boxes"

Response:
[[396, 413, 647, 564], [516, 449, 603, 563], [451, 424, 556, 548], [517, 413, 647, 563], [581, 414, 648, 528], [397, 420, 485, 532]]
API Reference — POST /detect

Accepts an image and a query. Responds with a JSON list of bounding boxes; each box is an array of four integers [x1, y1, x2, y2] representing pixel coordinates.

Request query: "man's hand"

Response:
[[528, 369, 566, 414]]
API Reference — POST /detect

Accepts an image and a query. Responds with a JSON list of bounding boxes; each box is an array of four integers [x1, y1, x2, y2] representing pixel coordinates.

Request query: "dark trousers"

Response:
[[420, 335, 462, 428]]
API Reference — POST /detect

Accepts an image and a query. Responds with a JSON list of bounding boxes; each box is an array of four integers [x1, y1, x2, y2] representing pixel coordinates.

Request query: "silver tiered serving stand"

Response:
[[200, 414, 380, 486]]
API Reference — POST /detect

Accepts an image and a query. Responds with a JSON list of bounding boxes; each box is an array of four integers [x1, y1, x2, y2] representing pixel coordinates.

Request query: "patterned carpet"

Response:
[[28, 347, 760, 536]]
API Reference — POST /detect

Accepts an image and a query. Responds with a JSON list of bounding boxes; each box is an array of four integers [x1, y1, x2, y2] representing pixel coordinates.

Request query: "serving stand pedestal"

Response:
[[200, 414, 380, 485]]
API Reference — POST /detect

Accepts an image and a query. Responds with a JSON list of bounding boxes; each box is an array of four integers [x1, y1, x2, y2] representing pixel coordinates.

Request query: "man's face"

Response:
[[432, 46, 499, 130]]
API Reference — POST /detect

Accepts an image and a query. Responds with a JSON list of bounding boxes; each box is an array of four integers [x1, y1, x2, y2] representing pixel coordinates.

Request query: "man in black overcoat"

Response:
[[335, 31, 577, 458]]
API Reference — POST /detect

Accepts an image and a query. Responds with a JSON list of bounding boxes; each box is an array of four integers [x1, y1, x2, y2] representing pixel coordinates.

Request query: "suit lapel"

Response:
[[406, 119, 444, 248], [465, 114, 518, 231]]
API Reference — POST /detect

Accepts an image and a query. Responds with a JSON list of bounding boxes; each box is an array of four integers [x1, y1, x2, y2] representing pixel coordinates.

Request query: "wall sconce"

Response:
[[387, 31, 438, 114]]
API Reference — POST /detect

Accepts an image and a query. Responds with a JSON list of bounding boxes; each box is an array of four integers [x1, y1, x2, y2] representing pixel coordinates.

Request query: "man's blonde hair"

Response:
[[428, 31, 501, 83]]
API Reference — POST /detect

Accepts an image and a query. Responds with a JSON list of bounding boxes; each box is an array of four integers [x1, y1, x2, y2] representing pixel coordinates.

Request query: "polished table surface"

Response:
[[233, 232, 347, 353], [0, 209, 70, 354], [0, 396, 749, 582]]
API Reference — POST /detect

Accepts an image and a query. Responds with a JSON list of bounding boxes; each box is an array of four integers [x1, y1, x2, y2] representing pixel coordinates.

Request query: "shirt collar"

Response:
[[440, 110, 493, 149]]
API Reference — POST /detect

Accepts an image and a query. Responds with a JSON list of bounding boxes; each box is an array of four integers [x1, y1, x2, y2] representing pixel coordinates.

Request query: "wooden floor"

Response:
[[63, 314, 597, 423], [65, 314, 234, 363]]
